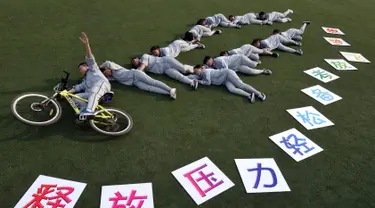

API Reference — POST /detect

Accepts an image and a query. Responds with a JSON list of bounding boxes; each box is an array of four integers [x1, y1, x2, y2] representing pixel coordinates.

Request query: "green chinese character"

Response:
[[330, 61, 347, 69], [312, 69, 332, 79]]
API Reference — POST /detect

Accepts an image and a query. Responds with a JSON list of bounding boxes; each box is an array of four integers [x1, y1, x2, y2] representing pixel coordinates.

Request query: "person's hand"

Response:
[[79, 32, 89, 44]]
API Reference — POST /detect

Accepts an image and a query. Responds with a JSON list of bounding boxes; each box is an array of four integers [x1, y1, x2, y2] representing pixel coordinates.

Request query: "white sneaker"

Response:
[[184, 65, 194, 73], [288, 9, 294, 14], [170, 88, 177, 99]]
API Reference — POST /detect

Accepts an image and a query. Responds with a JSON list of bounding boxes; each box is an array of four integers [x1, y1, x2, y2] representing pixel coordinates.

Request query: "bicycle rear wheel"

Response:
[[11, 93, 62, 126], [89, 108, 133, 136]]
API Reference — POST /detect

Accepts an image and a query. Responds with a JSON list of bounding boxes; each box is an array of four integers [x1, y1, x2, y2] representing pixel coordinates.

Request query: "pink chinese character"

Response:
[[183, 164, 224, 197], [109, 190, 148, 208], [23, 184, 74, 208], [327, 28, 339, 33]]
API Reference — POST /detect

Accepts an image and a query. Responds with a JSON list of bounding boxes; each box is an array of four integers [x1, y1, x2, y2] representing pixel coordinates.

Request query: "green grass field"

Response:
[[1, 0, 375, 207]]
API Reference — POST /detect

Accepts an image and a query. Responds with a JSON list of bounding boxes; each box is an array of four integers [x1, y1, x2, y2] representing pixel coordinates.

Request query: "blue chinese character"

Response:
[[280, 134, 315, 155], [311, 88, 333, 101], [247, 163, 277, 189], [296, 110, 326, 127]]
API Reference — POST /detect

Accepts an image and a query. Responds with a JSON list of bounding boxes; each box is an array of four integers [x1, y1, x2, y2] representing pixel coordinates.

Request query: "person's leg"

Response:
[[237, 65, 266, 75], [134, 71, 172, 93], [164, 57, 189, 74], [292, 35, 303, 41], [72, 92, 90, 110], [283, 9, 293, 16], [249, 18, 265, 25], [164, 68, 194, 85], [134, 81, 170, 95], [248, 53, 260, 61], [176, 40, 199, 52], [224, 81, 250, 97], [241, 55, 258, 68], [277, 44, 297, 53], [227, 71, 262, 96], [86, 82, 109, 112]]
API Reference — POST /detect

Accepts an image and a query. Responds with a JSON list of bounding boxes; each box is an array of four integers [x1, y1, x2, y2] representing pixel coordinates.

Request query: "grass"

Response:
[[1, 0, 375, 207]]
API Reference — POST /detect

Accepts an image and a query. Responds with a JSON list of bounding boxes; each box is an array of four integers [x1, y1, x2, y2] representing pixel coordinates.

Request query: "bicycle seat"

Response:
[[99, 91, 114, 104]]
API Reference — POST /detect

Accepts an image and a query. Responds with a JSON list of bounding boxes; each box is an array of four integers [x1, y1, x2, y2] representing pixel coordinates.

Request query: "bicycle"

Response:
[[10, 71, 133, 136]]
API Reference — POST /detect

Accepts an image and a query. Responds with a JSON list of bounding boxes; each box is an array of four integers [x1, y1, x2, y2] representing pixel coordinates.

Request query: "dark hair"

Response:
[[219, 51, 228, 56], [228, 15, 234, 20], [150, 46, 160, 52], [78, 62, 87, 68], [131, 56, 139, 68], [272, 29, 280, 34], [183, 32, 194, 42], [252, 38, 261, 45], [259, 11, 265, 16], [203, 56, 212, 64], [194, 64, 202, 69], [100, 67, 106, 72], [197, 18, 206, 25]]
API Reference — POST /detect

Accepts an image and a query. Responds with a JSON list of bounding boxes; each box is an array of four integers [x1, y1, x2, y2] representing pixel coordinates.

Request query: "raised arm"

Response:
[[79, 32, 100, 72]]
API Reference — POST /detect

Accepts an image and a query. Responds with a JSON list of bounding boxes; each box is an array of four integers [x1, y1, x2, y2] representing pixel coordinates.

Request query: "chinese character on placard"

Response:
[[312, 69, 332, 80], [280, 134, 315, 156], [322, 27, 345, 35], [109, 190, 147, 208], [269, 128, 324, 162], [311, 88, 333, 101], [234, 158, 290, 193], [183, 163, 224, 197], [296, 110, 326, 127], [23, 184, 74, 208], [247, 163, 277, 189], [172, 157, 234, 205], [287, 106, 334, 130], [330, 61, 347, 69], [324, 37, 350, 46], [340, 52, 371, 63]]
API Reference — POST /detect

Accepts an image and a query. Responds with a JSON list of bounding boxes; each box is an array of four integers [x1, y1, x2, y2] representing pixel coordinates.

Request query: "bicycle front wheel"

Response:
[[11, 93, 62, 126], [89, 108, 133, 136]]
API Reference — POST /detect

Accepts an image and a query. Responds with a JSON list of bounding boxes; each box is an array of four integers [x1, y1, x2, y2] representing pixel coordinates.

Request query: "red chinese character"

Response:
[[23, 184, 74, 208], [109, 190, 148, 208], [330, 39, 342, 44], [326, 28, 339, 33], [183, 164, 224, 197]]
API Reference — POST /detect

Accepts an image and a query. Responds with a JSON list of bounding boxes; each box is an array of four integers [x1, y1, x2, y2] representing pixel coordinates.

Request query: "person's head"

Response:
[[183, 32, 194, 42], [220, 51, 229, 56], [272, 29, 280, 35], [100, 67, 113, 77], [258, 11, 266, 20], [78, 62, 88, 77], [252, 39, 261, 48], [150, 46, 161, 57], [197, 18, 207, 25], [228, 15, 235, 22], [193, 65, 204, 75], [131, 56, 141, 68], [203, 56, 214, 66]]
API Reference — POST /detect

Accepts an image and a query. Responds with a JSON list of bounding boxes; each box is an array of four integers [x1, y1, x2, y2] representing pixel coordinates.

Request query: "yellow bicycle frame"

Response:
[[58, 90, 113, 122]]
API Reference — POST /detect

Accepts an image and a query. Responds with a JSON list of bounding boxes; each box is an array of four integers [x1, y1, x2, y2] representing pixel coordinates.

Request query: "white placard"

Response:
[[171, 157, 234, 205], [340, 51, 370, 63], [15, 175, 86, 208], [325, 59, 357, 70], [100, 183, 154, 208], [301, 85, 342, 105], [324, 37, 350, 46], [322, 27, 345, 35], [269, 128, 323, 162], [234, 158, 290, 193], [304, 67, 340, 83], [287, 106, 334, 130]]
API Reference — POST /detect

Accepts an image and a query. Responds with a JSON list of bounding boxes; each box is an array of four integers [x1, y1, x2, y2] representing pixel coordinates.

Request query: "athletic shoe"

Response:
[[170, 88, 177, 99], [263, 69, 272, 75], [257, 93, 267, 101], [287, 18, 292, 22], [272, 52, 279, 58], [197, 43, 205, 49], [303, 21, 311, 25], [214, 29, 222, 34], [191, 79, 199, 90], [297, 42, 302, 46], [78, 109, 94, 120], [236, 24, 242, 28], [257, 60, 262, 65], [266, 21, 273, 25], [248, 93, 255, 103], [288, 9, 294, 14], [295, 49, 303, 55]]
